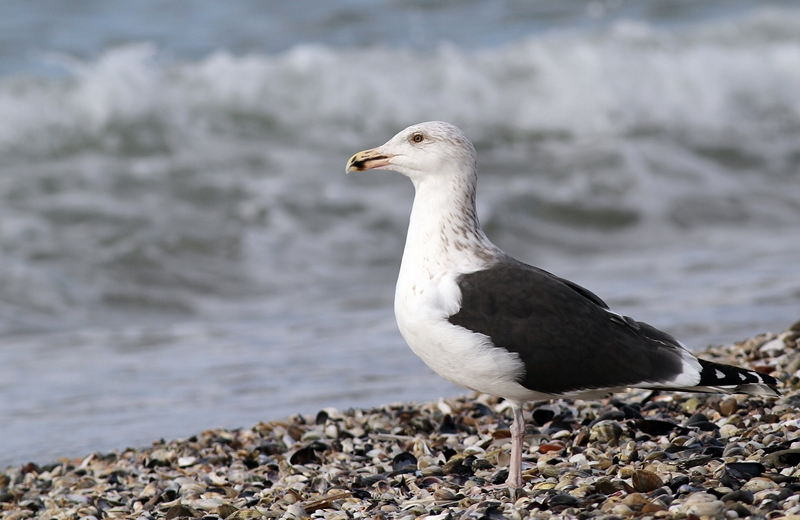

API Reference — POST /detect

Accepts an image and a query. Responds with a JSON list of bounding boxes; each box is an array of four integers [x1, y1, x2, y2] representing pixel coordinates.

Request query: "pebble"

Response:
[[719, 423, 741, 438], [721, 489, 755, 504], [762, 448, 800, 469], [680, 492, 725, 517], [2, 323, 799, 519], [537, 442, 564, 454], [681, 397, 700, 413], [631, 469, 663, 493], [741, 477, 779, 492], [719, 397, 739, 416], [589, 420, 623, 443], [643, 500, 668, 513]]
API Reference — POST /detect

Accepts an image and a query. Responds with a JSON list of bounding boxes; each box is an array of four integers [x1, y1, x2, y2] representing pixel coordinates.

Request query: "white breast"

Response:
[[394, 268, 544, 403]]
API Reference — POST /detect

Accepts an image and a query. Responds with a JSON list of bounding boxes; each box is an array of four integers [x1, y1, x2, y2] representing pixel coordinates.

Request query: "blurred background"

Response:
[[1, 0, 799, 467]]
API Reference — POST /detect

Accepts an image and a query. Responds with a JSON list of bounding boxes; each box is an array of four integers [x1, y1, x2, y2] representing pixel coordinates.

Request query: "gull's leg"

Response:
[[506, 401, 525, 489]]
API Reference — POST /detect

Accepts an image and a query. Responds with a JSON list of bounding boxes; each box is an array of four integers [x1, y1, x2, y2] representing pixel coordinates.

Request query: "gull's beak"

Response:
[[346, 147, 395, 173]]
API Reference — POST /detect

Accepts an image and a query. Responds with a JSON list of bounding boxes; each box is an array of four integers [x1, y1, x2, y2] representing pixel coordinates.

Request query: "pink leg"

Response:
[[506, 402, 525, 489]]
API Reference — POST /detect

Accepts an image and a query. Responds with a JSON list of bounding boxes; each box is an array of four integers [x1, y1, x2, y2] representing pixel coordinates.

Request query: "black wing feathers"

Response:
[[448, 260, 688, 395], [552, 272, 610, 310], [697, 359, 778, 391]]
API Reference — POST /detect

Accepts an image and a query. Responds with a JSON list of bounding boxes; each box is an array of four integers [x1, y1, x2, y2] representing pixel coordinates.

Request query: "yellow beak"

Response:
[[346, 147, 395, 173]]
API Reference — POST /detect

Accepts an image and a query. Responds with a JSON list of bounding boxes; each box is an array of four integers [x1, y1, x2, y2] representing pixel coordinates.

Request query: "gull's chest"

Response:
[[395, 265, 458, 316], [392, 262, 533, 401], [393, 270, 480, 387], [394, 261, 463, 348], [392, 228, 496, 343]]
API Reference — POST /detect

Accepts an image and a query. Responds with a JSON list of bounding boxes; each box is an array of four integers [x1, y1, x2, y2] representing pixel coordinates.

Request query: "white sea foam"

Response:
[[1, 9, 799, 155]]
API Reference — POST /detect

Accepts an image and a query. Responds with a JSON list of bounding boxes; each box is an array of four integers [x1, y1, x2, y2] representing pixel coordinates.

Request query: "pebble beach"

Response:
[[3, 321, 800, 520]]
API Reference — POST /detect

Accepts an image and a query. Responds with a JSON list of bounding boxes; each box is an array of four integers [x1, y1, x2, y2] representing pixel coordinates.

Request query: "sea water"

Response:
[[1, 0, 799, 467]]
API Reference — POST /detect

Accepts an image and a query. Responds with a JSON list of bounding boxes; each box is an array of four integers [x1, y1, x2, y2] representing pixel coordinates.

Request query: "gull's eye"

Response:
[[411, 133, 424, 143]]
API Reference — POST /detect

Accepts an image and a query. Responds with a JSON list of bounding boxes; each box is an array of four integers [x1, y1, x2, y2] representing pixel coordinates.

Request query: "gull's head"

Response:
[[346, 121, 477, 184]]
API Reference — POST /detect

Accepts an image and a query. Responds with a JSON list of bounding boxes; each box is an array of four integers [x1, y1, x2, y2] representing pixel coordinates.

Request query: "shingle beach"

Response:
[[3, 321, 800, 520]]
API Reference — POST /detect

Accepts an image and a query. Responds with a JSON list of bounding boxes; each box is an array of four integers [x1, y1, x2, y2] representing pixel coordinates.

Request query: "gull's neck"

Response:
[[399, 171, 500, 281]]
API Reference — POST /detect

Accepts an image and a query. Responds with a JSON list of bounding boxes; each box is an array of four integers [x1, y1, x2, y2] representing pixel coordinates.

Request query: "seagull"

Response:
[[346, 121, 780, 489]]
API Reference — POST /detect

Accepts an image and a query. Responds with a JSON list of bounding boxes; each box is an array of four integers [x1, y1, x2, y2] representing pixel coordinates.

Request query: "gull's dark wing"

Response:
[[447, 259, 690, 395]]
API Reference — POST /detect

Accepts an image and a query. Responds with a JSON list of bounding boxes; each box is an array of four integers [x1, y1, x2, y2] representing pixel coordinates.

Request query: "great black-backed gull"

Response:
[[346, 121, 780, 489]]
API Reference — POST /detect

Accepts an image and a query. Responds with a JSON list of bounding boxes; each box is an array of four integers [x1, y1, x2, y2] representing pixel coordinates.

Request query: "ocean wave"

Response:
[[0, 8, 799, 157], [1, 8, 799, 330]]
